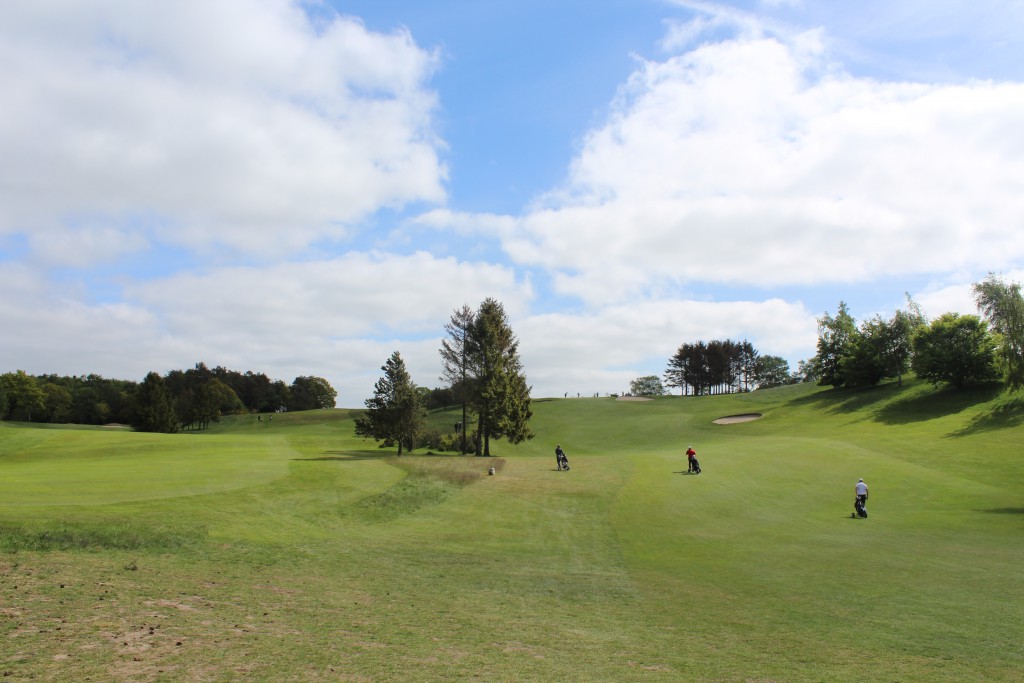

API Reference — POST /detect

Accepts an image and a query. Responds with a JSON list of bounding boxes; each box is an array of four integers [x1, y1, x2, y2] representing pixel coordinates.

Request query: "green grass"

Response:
[[1, 379, 1021, 681]]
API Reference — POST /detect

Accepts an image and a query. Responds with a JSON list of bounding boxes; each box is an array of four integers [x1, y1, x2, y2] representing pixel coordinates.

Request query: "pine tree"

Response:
[[468, 298, 533, 456], [354, 351, 425, 455], [132, 372, 179, 433], [440, 304, 475, 454]]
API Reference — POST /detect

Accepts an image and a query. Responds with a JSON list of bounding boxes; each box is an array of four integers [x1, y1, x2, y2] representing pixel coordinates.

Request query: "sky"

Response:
[[2, 0, 1023, 407]]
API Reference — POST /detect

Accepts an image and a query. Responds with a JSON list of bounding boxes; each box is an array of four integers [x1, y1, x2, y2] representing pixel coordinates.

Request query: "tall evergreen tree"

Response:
[[440, 304, 475, 454], [467, 298, 533, 456], [132, 372, 179, 433], [354, 351, 425, 455]]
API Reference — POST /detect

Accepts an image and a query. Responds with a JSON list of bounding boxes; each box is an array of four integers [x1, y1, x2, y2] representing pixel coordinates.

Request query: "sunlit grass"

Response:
[[0, 378, 1021, 681]]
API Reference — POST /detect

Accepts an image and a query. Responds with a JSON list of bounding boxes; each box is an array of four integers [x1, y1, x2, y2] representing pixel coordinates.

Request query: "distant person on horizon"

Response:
[[686, 445, 697, 473]]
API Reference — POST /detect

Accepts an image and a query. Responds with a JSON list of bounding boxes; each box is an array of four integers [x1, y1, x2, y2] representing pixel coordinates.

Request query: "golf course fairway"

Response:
[[1, 379, 1021, 681]]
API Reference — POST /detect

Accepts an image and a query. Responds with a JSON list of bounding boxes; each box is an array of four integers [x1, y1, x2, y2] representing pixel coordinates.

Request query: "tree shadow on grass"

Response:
[[293, 450, 395, 462], [781, 381, 1018, 432], [872, 384, 1005, 426], [976, 507, 1024, 514], [784, 382, 904, 415], [949, 393, 1024, 437]]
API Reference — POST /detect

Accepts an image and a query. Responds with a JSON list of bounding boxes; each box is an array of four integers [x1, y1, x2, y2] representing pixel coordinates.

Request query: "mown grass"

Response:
[[0, 378, 1021, 681]]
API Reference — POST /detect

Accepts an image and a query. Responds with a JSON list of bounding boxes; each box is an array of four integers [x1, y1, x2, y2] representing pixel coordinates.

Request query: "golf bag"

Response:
[[690, 457, 701, 474], [854, 496, 868, 518], [557, 452, 570, 471]]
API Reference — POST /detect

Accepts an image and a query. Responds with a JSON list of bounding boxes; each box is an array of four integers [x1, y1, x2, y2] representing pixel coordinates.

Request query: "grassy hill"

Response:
[[0, 379, 1021, 681]]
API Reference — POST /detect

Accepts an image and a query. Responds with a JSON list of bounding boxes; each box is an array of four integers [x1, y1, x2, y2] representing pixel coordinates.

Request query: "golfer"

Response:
[[855, 478, 869, 506], [555, 444, 567, 470], [686, 445, 697, 473]]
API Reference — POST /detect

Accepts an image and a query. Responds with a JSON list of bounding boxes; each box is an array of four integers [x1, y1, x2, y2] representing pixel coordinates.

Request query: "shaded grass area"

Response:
[[0, 518, 205, 552], [345, 456, 505, 522]]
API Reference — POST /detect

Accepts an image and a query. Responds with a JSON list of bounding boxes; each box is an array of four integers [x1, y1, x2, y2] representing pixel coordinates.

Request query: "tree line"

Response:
[[660, 339, 797, 396], [810, 273, 1024, 391], [355, 297, 534, 456], [657, 274, 1023, 397], [0, 363, 337, 432]]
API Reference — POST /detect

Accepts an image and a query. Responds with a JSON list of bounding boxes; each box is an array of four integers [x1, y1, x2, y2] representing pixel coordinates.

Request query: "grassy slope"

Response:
[[0, 380, 1021, 681]]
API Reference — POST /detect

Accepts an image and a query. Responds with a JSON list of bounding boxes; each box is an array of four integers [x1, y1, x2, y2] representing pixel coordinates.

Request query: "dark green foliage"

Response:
[[288, 375, 338, 410], [665, 339, 758, 395], [814, 299, 924, 389], [424, 386, 455, 410], [41, 382, 73, 422], [815, 301, 857, 388], [0, 370, 46, 421], [440, 304, 475, 454], [840, 318, 889, 387], [439, 300, 533, 455], [753, 355, 792, 389], [0, 365, 316, 427], [911, 313, 999, 389], [468, 298, 533, 455], [354, 351, 426, 455], [132, 372, 180, 433]]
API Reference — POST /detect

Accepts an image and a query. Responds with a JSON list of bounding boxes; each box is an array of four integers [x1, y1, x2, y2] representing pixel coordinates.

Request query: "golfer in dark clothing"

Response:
[[555, 444, 568, 471]]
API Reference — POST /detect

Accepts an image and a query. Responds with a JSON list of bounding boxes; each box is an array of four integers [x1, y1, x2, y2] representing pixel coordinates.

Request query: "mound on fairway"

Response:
[[712, 412, 763, 424]]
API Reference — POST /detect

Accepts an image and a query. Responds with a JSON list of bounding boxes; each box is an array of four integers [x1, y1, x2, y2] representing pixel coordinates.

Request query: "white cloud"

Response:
[[0, 253, 532, 407], [0, 1, 446, 261], [4, 2, 1022, 410], [517, 298, 817, 397], [499, 31, 1024, 305]]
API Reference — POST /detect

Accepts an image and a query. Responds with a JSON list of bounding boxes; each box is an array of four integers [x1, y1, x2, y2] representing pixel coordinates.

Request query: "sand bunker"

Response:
[[616, 396, 653, 401], [713, 413, 763, 424]]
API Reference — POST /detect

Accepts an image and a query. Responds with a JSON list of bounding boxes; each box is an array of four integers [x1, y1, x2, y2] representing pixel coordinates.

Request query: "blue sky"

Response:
[[1, 0, 1023, 406]]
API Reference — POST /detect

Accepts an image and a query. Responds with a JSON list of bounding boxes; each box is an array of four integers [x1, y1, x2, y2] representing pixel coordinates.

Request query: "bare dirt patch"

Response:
[[712, 413, 763, 424]]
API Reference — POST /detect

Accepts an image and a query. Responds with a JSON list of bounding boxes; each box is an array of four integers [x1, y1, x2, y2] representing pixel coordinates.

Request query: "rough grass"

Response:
[[0, 378, 1021, 681], [0, 519, 205, 552]]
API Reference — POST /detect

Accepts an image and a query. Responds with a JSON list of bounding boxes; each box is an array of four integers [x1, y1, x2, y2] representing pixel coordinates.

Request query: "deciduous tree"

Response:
[[972, 273, 1024, 391], [289, 376, 337, 410], [630, 375, 664, 396], [911, 313, 999, 389], [815, 302, 857, 388], [753, 355, 791, 389], [0, 370, 45, 421]]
